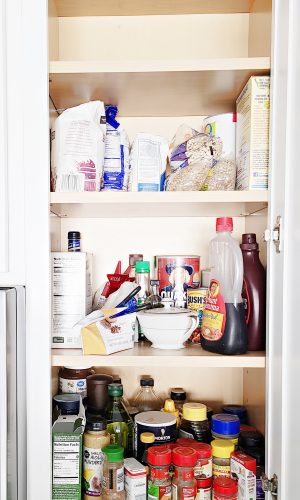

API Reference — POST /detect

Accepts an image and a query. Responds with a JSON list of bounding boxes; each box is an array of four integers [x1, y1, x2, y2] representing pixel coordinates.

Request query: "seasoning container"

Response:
[[86, 374, 113, 414], [176, 439, 212, 480], [162, 399, 180, 426], [147, 446, 172, 500], [196, 478, 212, 500], [243, 447, 265, 500], [102, 445, 125, 500], [238, 430, 264, 450], [68, 231, 81, 252], [83, 416, 110, 500], [140, 432, 155, 467], [211, 439, 235, 479], [170, 388, 187, 415], [129, 254, 143, 278], [211, 414, 240, 442], [59, 366, 94, 398], [222, 404, 248, 424], [179, 403, 211, 443], [53, 394, 81, 415], [124, 458, 147, 500], [135, 411, 177, 462], [172, 447, 197, 500], [187, 288, 208, 343], [213, 477, 238, 500], [230, 451, 256, 500]]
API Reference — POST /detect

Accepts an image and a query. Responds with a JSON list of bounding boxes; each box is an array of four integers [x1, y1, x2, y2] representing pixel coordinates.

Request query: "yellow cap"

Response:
[[140, 432, 155, 444], [211, 439, 235, 458], [230, 438, 238, 446], [164, 399, 176, 413], [182, 403, 207, 421]]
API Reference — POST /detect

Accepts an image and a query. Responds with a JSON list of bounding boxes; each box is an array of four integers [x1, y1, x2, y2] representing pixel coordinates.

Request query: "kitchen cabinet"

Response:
[[1, 0, 300, 499]]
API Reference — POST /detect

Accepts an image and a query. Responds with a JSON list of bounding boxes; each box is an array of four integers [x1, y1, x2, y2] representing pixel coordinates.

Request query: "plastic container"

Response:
[[176, 439, 212, 480], [102, 445, 125, 500], [163, 399, 180, 426], [211, 439, 235, 478], [135, 261, 151, 305], [179, 403, 211, 443], [172, 447, 197, 500], [211, 414, 240, 441], [170, 388, 187, 414], [135, 411, 177, 462], [83, 416, 110, 500], [140, 432, 155, 466], [147, 446, 172, 500], [59, 366, 93, 398], [213, 476, 238, 499], [68, 231, 81, 252], [53, 394, 81, 415], [239, 430, 264, 450], [201, 217, 247, 355], [241, 233, 266, 350], [133, 377, 162, 412], [222, 404, 248, 424], [105, 383, 133, 457], [86, 374, 113, 414], [129, 254, 143, 278], [196, 478, 212, 500]]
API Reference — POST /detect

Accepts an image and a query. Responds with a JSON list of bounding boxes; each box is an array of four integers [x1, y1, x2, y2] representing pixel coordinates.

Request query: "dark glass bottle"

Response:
[[104, 383, 133, 457]]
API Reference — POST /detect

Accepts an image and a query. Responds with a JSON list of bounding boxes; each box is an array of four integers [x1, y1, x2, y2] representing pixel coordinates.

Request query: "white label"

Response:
[[117, 467, 125, 492], [59, 377, 87, 397], [196, 487, 212, 500], [53, 441, 80, 485], [83, 446, 105, 495]]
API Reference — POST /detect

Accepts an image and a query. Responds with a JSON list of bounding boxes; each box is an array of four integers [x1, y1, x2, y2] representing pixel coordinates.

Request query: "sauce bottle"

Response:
[[83, 416, 110, 500], [201, 217, 247, 355], [105, 383, 133, 457]]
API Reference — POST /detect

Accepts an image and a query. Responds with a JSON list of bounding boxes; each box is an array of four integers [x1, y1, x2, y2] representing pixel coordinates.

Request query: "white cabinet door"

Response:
[[267, 0, 300, 497]]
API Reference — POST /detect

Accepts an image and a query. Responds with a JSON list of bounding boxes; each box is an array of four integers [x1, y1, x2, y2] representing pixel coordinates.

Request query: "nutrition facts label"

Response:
[[53, 441, 80, 485]]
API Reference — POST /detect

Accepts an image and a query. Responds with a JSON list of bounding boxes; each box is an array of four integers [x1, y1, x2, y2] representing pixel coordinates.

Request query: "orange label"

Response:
[[201, 280, 226, 341]]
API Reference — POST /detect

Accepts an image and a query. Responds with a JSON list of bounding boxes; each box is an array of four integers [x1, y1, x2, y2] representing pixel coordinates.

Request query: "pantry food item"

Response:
[[241, 233, 266, 351], [171, 388, 187, 415], [201, 158, 237, 191], [147, 446, 172, 500], [223, 405, 248, 424], [166, 160, 210, 191], [105, 383, 133, 457], [201, 217, 247, 355], [230, 451, 256, 500], [172, 447, 197, 500], [187, 288, 208, 343], [102, 445, 125, 500], [59, 367, 94, 398], [129, 254, 144, 278], [51, 100, 106, 192], [53, 393, 81, 415], [196, 478, 212, 499], [178, 439, 212, 480], [83, 416, 110, 500], [51, 252, 92, 349], [236, 76, 270, 190], [211, 414, 240, 441], [102, 105, 130, 191], [133, 377, 162, 412], [140, 432, 155, 466], [211, 439, 235, 479], [179, 403, 211, 444], [213, 476, 238, 499], [129, 133, 168, 191], [244, 447, 265, 499], [68, 231, 81, 252], [124, 458, 147, 500], [162, 399, 180, 426], [238, 430, 264, 450], [204, 113, 236, 160], [86, 374, 113, 414], [135, 411, 177, 462]]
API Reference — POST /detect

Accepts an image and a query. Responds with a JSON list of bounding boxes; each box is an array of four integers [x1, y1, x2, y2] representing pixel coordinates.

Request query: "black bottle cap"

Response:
[[239, 430, 264, 448], [140, 377, 154, 387], [170, 388, 187, 401], [86, 416, 107, 432], [241, 233, 259, 251], [68, 231, 81, 239]]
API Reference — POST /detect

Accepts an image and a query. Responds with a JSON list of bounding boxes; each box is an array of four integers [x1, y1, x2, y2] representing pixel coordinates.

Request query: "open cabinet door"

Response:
[[267, 0, 300, 497]]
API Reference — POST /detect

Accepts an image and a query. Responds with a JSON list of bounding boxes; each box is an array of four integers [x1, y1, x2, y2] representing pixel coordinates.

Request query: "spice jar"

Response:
[[176, 439, 212, 480], [196, 478, 212, 500], [172, 447, 197, 500], [213, 477, 238, 500], [171, 388, 187, 415], [211, 414, 240, 442], [68, 231, 81, 252], [53, 394, 81, 415], [83, 416, 110, 500], [211, 439, 235, 478], [222, 404, 248, 424], [102, 444, 125, 500], [140, 432, 155, 467], [59, 366, 94, 398], [179, 403, 211, 443], [147, 446, 172, 500]]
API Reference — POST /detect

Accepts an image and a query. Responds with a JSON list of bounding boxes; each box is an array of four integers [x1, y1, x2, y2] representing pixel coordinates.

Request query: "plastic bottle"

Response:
[[201, 217, 247, 355], [241, 233, 266, 351], [102, 444, 125, 500], [213, 476, 238, 499], [133, 377, 162, 412], [68, 231, 81, 252], [105, 383, 133, 457], [140, 432, 155, 467], [172, 447, 197, 500], [170, 388, 187, 415], [147, 446, 172, 500], [211, 439, 235, 479], [162, 399, 180, 426], [179, 403, 211, 443], [135, 261, 151, 305]]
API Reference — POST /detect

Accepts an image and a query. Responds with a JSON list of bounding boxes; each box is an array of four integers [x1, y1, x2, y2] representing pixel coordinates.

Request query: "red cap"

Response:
[[147, 446, 172, 466], [176, 438, 195, 447], [240, 424, 257, 433], [216, 217, 233, 232], [176, 439, 211, 458], [172, 447, 198, 467], [197, 478, 212, 489], [213, 477, 238, 495]]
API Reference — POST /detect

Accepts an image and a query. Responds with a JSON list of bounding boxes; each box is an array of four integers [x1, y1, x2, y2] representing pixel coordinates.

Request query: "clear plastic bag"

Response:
[[202, 159, 237, 191], [165, 160, 210, 191]]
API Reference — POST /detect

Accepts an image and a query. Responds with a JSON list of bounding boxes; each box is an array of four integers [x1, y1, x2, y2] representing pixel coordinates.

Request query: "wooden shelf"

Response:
[[52, 343, 266, 368], [50, 191, 268, 218], [49, 58, 270, 117], [54, 0, 253, 17]]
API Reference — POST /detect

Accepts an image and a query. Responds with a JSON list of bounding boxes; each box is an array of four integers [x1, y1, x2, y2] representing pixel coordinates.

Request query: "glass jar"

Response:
[[147, 446, 172, 500], [102, 444, 125, 500], [211, 439, 235, 479], [211, 414, 240, 443], [133, 377, 162, 412], [179, 403, 211, 443], [213, 477, 238, 500], [172, 447, 197, 500], [59, 366, 94, 398], [170, 388, 187, 415], [196, 478, 212, 500]]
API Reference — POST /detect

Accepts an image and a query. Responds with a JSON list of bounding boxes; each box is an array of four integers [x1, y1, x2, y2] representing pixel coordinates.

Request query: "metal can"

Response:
[[187, 288, 208, 343]]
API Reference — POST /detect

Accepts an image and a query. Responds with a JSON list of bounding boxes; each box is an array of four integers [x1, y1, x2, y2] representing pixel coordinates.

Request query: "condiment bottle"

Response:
[[170, 388, 187, 415], [241, 233, 266, 351], [105, 383, 133, 457], [140, 432, 155, 467], [133, 377, 162, 412], [147, 446, 172, 500], [172, 447, 197, 500], [176, 439, 212, 480], [162, 399, 180, 426], [201, 217, 247, 355], [68, 231, 81, 252], [196, 478, 212, 500], [212, 476, 238, 500], [179, 403, 211, 443], [102, 445, 125, 500], [211, 439, 235, 479], [211, 414, 240, 443], [83, 416, 110, 500], [59, 366, 94, 398]]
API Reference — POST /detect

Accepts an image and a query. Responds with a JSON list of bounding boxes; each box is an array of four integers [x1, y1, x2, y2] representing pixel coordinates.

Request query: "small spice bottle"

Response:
[[179, 403, 211, 443], [211, 439, 235, 479], [170, 388, 187, 415], [147, 446, 172, 500], [140, 432, 155, 467], [83, 416, 110, 500], [196, 478, 212, 500], [102, 444, 125, 500], [172, 446, 197, 500], [222, 404, 248, 424], [176, 439, 212, 480], [68, 231, 81, 252], [211, 414, 240, 443], [213, 476, 238, 500]]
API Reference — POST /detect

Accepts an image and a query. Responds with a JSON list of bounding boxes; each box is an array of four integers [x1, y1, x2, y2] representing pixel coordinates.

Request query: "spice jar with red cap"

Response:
[[172, 447, 197, 500], [213, 477, 238, 500], [196, 478, 212, 500], [147, 446, 172, 500]]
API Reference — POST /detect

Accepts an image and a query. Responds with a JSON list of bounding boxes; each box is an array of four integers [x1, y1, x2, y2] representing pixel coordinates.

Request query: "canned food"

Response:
[[187, 288, 208, 343]]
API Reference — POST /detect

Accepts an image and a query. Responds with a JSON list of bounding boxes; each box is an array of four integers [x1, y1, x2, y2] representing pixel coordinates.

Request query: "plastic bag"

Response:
[[201, 159, 237, 191], [165, 160, 210, 191]]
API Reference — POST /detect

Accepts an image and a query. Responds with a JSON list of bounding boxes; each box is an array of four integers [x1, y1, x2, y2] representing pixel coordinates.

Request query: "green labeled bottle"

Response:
[[105, 383, 133, 457]]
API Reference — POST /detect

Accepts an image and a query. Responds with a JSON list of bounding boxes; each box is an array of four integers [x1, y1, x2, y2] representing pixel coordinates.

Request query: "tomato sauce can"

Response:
[[187, 288, 208, 343]]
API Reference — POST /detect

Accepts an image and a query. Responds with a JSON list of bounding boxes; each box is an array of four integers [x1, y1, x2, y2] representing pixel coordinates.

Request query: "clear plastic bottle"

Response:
[[201, 217, 247, 355], [172, 447, 197, 500], [133, 377, 162, 412], [104, 383, 133, 457], [102, 444, 125, 500], [135, 261, 151, 304]]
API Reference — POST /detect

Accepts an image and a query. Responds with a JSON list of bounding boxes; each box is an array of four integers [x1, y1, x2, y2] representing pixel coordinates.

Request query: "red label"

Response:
[[156, 257, 200, 299], [182, 486, 197, 499], [201, 280, 226, 341]]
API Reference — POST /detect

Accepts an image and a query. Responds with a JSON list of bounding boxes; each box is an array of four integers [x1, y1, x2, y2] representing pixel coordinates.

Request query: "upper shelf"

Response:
[[49, 58, 270, 117], [54, 0, 253, 17], [50, 191, 268, 218]]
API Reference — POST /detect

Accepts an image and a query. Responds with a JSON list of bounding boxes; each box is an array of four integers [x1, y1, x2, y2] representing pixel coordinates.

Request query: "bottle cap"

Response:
[[213, 477, 238, 495], [222, 404, 248, 422], [197, 478, 212, 489], [53, 394, 80, 414], [170, 388, 187, 401], [140, 377, 154, 387], [112, 375, 122, 384], [242, 446, 265, 466], [135, 261, 150, 273], [239, 430, 264, 449], [182, 403, 207, 422], [211, 439, 235, 458], [103, 444, 124, 462], [172, 447, 197, 467], [240, 233, 259, 251], [211, 414, 240, 437], [147, 446, 172, 466], [108, 383, 123, 397], [216, 217, 233, 232], [85, 416, 107, 432], [68, 231, 81, 239], [164, 399, 176, 412], [140, 432, 155, 444], [176, 439, 212, 458]]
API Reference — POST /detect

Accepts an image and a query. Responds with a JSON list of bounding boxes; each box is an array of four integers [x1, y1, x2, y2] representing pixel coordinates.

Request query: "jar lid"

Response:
[[87, 374, 113, 385], [103, 444, 124, 462], [183, 403, 207, 422], [240, 424, 257, 433], [86, 416, 107, 432], [140, 432, 155, 444], [135, 261, 150, 273], [194, 443, 212, 459], [63, 366, 92, 371], [222, 404, 248, 420], [53, 394, 80, 413], [135, 411, 176, 427], [211, 439, 235, 458], [197, 478, 212, 488], [140, 377, 154, 387], [108, 383, 123, 397], [170, 388, 187, 401], [213, 477, 238, 495], [211, 414, 240, 436], [239, 430, 264, 449], [172, 447, 198, 467], [148, 446, 172, 466], [68, 231, 81, 238]]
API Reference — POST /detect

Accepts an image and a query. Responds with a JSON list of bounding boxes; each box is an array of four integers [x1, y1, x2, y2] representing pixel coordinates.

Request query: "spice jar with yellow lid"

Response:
[[211, 439, 235, 479], [140, 432, 155, 467], [179, 403, 211, 443]]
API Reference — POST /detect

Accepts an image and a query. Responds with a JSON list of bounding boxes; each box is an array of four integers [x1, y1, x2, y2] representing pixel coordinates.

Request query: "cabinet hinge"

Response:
[[264, 216, 282, 253], [262, 473, 278, 497]]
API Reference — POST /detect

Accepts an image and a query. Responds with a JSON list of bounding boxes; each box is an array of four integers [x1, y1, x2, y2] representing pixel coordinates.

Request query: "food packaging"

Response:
[[124, 458, 147, 500], [231, 451, 256, 500], [203, 113, 236, 160], [129, 133, 168, 191]]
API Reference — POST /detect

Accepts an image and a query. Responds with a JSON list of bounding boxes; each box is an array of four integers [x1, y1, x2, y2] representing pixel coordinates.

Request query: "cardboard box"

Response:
[[236, 76, 270, 190], [52, 401, 85, 500], [124, 458, 147, 500], [231, 451, 256, 500], [51, 252, 92, 348]]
